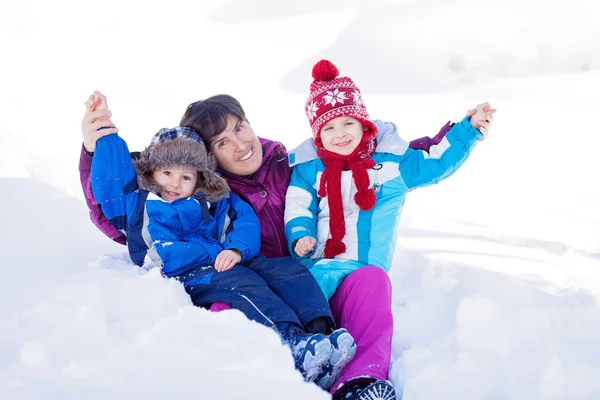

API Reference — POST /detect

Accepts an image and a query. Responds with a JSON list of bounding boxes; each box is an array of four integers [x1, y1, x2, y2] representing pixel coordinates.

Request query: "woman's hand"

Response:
[[81, 91, 118, 152]]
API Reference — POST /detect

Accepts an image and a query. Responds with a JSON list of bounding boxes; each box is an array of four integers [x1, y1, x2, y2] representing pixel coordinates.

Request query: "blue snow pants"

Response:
[[176, 255, 334, 328]]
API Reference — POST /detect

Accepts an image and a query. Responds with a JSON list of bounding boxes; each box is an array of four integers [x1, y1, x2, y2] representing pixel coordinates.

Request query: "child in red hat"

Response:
[[284, 59, 496, 398]]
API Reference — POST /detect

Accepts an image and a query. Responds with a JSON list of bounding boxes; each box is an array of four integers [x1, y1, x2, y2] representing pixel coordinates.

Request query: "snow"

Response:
[[1, 0, 599, 399]]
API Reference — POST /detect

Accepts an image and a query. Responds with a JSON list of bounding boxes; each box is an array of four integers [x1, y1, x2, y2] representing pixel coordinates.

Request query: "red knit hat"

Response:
[[305, 60, 379, 259], [305, 60, 378, 142]]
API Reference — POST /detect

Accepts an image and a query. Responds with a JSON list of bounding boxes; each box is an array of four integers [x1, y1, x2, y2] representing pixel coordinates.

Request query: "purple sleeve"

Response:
[[79, 144, 127, 245], [408, 121, 454, 152]]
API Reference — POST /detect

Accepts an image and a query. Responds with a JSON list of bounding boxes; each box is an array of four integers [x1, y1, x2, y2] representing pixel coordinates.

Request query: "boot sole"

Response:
[[357, 380, 397, 400]]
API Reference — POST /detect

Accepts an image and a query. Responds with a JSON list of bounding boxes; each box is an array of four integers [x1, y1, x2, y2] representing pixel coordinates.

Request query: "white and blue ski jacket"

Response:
[[284, 116, 482, 298]]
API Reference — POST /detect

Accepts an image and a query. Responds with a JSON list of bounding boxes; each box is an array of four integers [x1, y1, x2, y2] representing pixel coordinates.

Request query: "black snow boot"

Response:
[[334, 379, 397, 400]]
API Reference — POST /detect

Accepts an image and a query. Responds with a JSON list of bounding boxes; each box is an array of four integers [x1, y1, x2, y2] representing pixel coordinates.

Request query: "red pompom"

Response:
[[324, 238, 346, 258], [312, 60, 339, 82], [354, 189, 376, 211]]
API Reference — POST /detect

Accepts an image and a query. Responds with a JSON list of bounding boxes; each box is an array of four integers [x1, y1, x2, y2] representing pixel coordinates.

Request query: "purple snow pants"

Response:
[[328, 266, 393, 395], [210, 266, 394, 396]]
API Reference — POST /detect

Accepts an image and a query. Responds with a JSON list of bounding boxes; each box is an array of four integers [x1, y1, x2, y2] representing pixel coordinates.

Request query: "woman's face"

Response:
[[209, 114, 263, 176]]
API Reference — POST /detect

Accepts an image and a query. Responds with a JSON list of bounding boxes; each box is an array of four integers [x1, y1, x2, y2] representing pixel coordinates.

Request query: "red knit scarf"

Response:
[[316, 136, 377, 258]]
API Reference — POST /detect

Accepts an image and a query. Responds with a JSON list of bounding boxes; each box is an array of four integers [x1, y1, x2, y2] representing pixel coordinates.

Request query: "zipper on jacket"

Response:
[[372, 163, 383, 192]]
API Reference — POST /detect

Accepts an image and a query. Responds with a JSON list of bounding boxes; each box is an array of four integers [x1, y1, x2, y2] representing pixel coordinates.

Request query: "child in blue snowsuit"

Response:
[[90, 125, 356, 383]]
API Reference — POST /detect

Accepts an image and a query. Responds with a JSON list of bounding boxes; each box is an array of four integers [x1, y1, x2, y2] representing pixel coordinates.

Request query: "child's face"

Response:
[[209, 115, 263, 176], [319, 116, 366, 156], [152, 167, 198, 202]]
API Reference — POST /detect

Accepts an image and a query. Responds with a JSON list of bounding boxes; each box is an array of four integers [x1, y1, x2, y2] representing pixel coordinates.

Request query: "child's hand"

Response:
[[215, 249, 242, 272], [81, 91, 118, 152], [294, 237, 316, 257], [466, 102, 496, 140]]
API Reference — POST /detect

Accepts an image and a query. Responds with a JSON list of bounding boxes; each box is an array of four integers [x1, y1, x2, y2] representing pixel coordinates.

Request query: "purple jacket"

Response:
[[78, 124, 452, 257], [219, 138, 292, 258], [79, 145, 127, 245]]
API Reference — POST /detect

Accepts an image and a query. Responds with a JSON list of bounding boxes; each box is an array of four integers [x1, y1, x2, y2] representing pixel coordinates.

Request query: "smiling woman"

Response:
[[209, 117, 263, 176], [180, 95, 264, 177], [179, 94, 299, 259]]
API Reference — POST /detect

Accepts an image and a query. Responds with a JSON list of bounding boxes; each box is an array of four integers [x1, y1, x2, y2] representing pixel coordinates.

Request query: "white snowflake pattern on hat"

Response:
[[323, 88, 347, 107], [352, 90, 364, 107], [306, 101, 319, 121]]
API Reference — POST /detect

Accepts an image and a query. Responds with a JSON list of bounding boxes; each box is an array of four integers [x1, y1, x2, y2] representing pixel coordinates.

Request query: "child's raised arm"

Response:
[[399, 104, 496, 190], [90, 125, 138, 233], [80, 92, 129, 244]]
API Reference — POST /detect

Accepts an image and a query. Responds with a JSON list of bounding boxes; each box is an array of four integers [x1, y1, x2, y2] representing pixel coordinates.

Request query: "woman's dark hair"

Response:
[[180, 94, 247, 148]]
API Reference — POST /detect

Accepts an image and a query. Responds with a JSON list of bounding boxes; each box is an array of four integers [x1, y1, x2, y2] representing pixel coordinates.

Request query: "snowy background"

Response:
[[1, 0, 600, 399]]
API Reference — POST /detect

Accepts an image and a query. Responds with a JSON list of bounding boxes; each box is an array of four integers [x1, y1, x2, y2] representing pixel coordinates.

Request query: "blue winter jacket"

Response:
[[91, 134, 261, 278], [284, 116, 482, 298]]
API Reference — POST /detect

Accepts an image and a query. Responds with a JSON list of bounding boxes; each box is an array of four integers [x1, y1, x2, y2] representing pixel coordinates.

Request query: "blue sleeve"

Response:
[[284, 164, 319, 259], [145, 198, 219, 277], [221, 194, 261, 262], [400, 116, 482, 190], [90, 133, 139, 232]]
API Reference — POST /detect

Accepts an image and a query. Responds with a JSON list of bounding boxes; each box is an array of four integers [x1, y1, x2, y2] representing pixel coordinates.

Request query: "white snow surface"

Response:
[[1, 1, 599, 399]]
